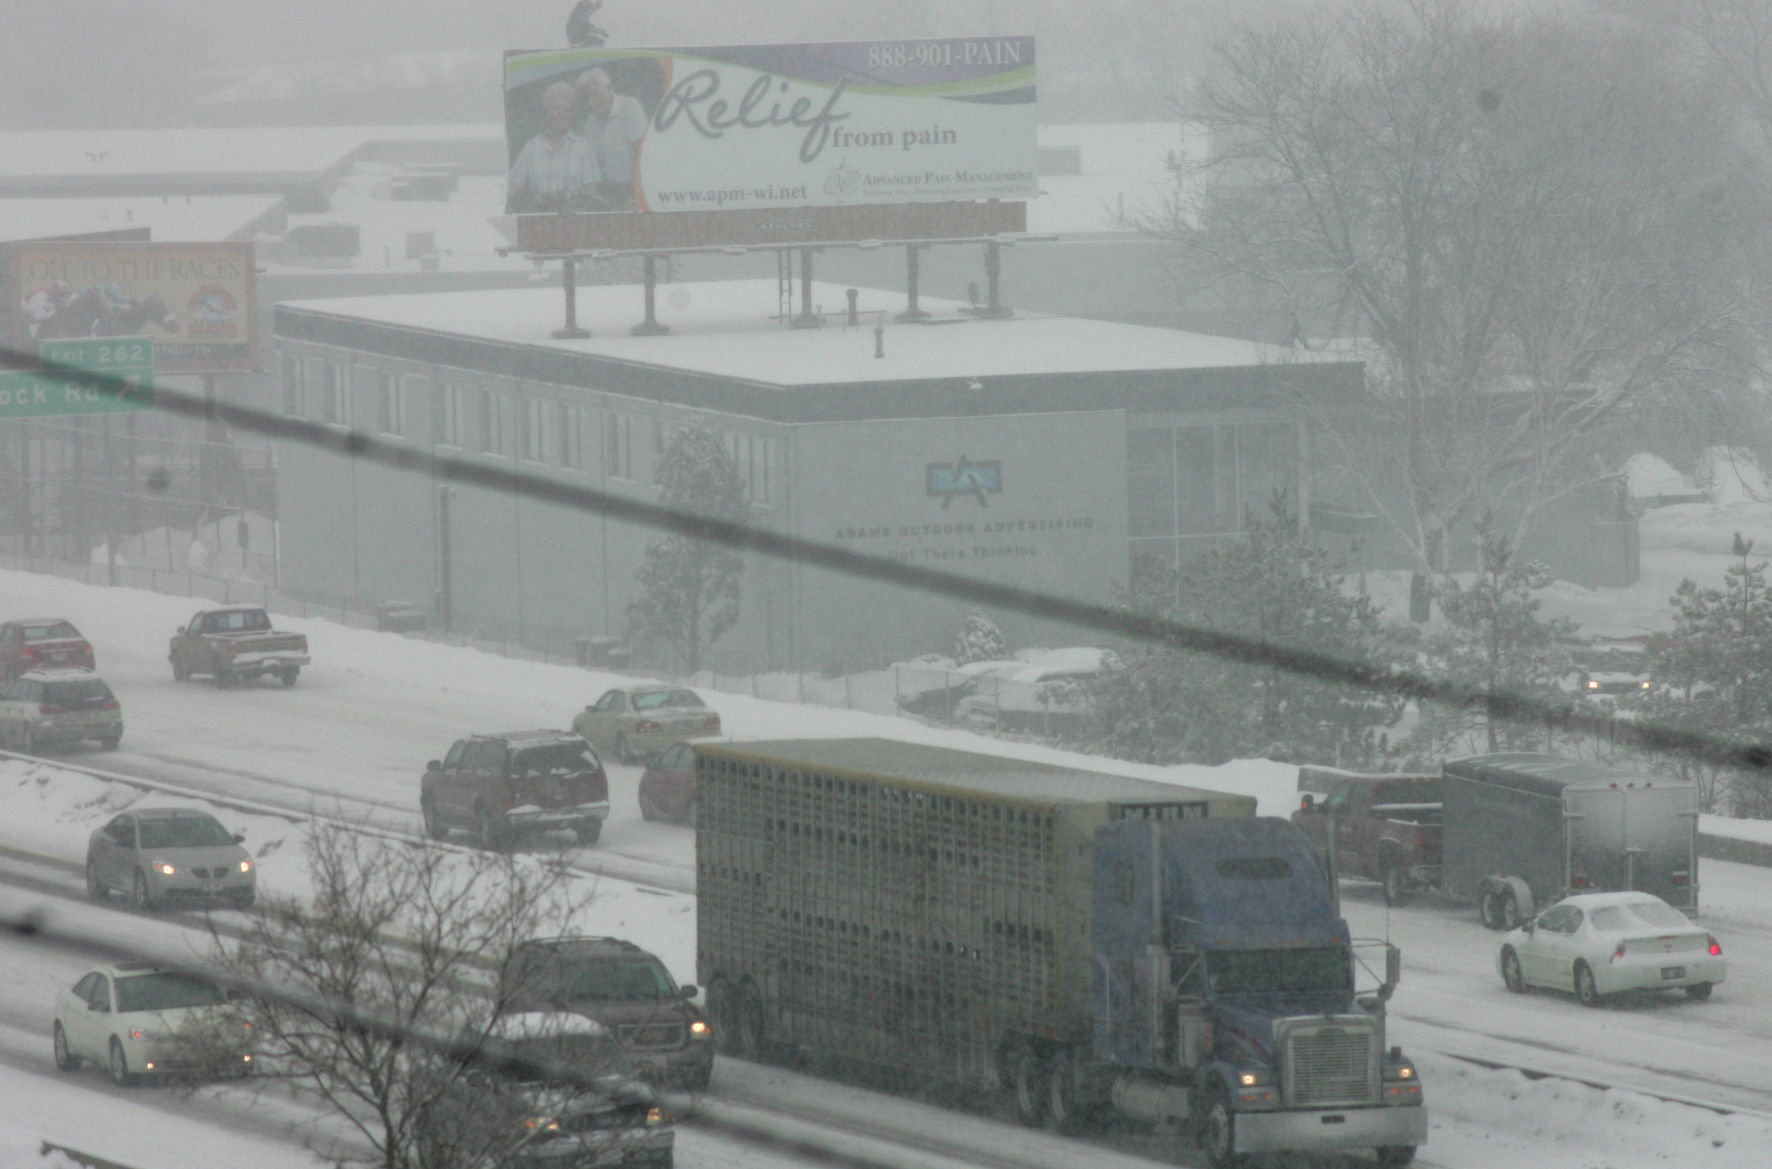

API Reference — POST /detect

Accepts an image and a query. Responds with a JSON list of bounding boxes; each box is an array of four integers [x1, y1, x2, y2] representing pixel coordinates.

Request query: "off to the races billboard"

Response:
[[501, 37, 1037, 217], [3, 241, 256, 374]]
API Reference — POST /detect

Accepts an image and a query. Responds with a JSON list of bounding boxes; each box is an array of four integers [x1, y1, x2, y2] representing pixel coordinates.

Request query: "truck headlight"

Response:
[[1235, 1068, 1279, 1108], [646, 1106, 670, 1127], [1382, 1060, 1422, 1103]]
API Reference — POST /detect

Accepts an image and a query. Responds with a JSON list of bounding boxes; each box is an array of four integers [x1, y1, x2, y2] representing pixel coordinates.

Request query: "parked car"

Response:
[[0, 668, 123, 752], [418, 1010, 674, 1169], [500, 936, 714, 1091], [168, 605, 310, 688], [422, 730, 611, 849], [952, 662, 1099, 733], [86, 807, 257, 910], [0, 617, 95, 680], [893, 657, 1023, 722], [53, 961, 254, 1085], [637, 742, 697, 825], [1497, 891, 1725, 1006], [571, 686, 721, 764]]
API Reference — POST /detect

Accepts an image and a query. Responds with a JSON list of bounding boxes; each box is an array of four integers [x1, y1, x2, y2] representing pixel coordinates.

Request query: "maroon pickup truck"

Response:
[[1292, 766, 1443, 906]]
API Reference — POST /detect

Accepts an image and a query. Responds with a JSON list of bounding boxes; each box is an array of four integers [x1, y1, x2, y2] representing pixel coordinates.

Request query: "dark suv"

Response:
[[421, 731, 610, 850], [500, 937, 714, 1091]]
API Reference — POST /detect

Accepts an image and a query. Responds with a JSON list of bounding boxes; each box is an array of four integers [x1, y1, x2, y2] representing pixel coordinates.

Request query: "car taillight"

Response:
[[1709, 935, 1722, 957], [1570, 871, 1592, 888], [102, 700, 119, 710], [38, 703, 61, 715], [706, 714, 721, 731], [636, 720, 662, 732], [1671, 869, 1691, 886], [1612, 942, 1627, 962], [19, 648, 36, 663]]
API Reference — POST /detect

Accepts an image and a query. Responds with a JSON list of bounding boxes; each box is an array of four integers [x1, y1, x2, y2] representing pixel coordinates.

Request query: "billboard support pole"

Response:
[[631, 255, 671, 337], [896, 245, 931, 323], [791, 247, 822, 329], [553, 258, 592, 340], [964, 240, 1014, 320]]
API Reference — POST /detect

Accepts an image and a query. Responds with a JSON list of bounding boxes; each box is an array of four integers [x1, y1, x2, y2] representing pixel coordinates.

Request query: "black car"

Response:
[[418, 1011, 673, 1169], [501, 937, 713, 1091]]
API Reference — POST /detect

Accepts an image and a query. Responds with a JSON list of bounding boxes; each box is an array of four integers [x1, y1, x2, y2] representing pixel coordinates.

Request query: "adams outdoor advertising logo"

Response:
[[927, 455, 1001, 509]]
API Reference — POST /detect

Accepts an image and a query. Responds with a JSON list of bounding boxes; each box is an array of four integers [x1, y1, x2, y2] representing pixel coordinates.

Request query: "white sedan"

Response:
[[1497, 891, 1725, 1006], [53, 962, 254, 1084]]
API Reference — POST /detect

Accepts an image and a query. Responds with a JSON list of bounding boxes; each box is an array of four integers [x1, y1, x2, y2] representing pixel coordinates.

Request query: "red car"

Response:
[[637, 741, 698, 826], [0, 619, 95, 681]]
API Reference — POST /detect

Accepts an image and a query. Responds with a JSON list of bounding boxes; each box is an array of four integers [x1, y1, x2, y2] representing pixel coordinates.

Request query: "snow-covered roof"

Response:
[[0, 195, 283, 244], [0, 125, 502, 181], [278, 279, 1304, 386]]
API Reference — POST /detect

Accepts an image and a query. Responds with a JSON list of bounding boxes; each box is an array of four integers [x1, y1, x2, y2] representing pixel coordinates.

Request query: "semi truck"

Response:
[[694, 738, 1426, 1168], [1441, 753, 1699, 930]]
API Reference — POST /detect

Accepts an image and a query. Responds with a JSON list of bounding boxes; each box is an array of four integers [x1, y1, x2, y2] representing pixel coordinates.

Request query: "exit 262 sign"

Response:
[[0, 335, 155, 419]]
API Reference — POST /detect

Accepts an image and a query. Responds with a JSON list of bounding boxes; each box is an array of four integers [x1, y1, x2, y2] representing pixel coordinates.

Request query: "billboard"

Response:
[[4, 241, 256, 374], [502, 37, 1037, 218]]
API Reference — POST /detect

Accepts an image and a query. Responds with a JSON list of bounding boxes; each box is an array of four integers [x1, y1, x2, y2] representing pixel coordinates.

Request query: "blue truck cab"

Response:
[[1091, 816, 1427, 1167]]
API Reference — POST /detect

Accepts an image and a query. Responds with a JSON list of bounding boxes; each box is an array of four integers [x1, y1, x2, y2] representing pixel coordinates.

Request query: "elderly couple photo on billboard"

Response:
[[505, 62, 656, 214]]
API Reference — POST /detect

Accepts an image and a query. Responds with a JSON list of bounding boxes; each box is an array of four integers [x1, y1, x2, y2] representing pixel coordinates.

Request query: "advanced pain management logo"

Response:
[[926, 455, 1002, 509]]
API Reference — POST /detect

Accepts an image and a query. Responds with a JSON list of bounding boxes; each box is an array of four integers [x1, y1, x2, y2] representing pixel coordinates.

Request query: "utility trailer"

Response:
[[695, 738, 1426, 1168], [1441, 752, 1699, 930]]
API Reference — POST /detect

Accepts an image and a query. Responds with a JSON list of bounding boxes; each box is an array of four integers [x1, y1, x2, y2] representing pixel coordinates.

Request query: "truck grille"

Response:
[[616, 1023, 685, 1050], [1285, 1026, 1375, 1105]]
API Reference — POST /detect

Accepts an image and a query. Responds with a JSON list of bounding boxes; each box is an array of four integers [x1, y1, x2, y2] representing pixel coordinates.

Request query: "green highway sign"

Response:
[[0, 335, 155, 418]]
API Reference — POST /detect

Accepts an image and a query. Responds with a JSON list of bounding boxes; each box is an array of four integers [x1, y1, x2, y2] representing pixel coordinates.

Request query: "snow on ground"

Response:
[[7, 482, 1772, 1166]]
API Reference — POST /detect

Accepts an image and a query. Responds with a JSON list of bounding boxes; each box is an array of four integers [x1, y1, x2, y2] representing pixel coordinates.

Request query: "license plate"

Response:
[[1661, 966, 1685, 980]]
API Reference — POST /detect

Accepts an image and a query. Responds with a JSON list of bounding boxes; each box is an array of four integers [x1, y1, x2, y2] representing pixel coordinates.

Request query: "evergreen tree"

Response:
[[1075, 496, 1402, 766], [1407, 527, 1575, 758], [953, 612, 1010, 665], [1640, 534, 1772, 816], [627, 423, 747, 675]]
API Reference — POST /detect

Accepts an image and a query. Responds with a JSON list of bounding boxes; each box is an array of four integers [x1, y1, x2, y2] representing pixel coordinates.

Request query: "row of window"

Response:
[[281, 354, 777, 501]]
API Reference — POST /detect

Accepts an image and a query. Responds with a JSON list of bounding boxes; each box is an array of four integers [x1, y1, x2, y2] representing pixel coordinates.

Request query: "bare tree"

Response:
[[195, 825, 593, 1169], [1144, 1, 1764, 615]]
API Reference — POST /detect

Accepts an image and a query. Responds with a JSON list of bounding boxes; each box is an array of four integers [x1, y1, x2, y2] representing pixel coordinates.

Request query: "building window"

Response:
[[1127, 421, 1301, 571], [436, 384, 465, 447], [520, 397, 548, 462], [377, 370, 406, 436], [478, 389, 504, 456], [607, 412, 633, 479], [319, 362, 346, 424], [558, 404, 585, 470], [281, 354, 304, 416]]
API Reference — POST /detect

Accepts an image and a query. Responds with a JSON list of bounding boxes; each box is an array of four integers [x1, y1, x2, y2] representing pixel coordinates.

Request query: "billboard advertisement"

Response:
[[4, 241, 256, 374], [502, 37, 1037, 217]]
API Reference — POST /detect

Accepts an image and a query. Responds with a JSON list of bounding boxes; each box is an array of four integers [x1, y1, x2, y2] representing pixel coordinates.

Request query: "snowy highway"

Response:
[[4, 568, 1772, 1168]]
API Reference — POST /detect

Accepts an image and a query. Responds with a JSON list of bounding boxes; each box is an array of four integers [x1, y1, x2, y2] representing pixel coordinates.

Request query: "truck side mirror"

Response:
[[679, 984, 698, 999], [176, 626, 185, 636], [426, 760, 442, 772]]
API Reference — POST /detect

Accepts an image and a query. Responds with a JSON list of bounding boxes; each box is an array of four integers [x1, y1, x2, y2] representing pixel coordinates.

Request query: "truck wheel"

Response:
[[1376, 1146, 1417, 1166], [707, 981, 741, 1056], [1198, 1084, 1244, 1169], [279, 667, 300, 687], [575, 819, 602, 846], [476, 805, 512, 852], [1501, 947, 1528, 994], [732, 986, 768, 1061], [1380, 862, 1411, 907], [1480, 888, 1508, 929], [1046, 1046, 1090, 1133], [1007, 1043, 1048, 1127], [421, 797, 445, 841], [686, 801, 698, 829], [638, 788, 657, 821], [1497, 890, 1521, 930], [1574, 961, 1604, 1007]]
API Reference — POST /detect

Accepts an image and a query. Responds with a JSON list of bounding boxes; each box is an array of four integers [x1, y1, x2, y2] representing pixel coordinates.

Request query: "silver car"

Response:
[[86, 807, 257, 911], [0, 667, 122, 752]]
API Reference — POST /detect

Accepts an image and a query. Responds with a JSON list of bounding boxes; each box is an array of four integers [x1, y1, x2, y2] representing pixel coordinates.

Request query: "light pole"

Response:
[[437, 484, 455, 634]]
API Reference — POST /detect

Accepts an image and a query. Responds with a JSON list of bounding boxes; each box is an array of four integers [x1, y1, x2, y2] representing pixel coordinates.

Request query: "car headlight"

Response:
[[238, 859, 254, 873], [689, 1020, 710, 1037], [151, 861, 176, 876], [646, 1106, 670, 1127], [522, 1116, 559, 1133]]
